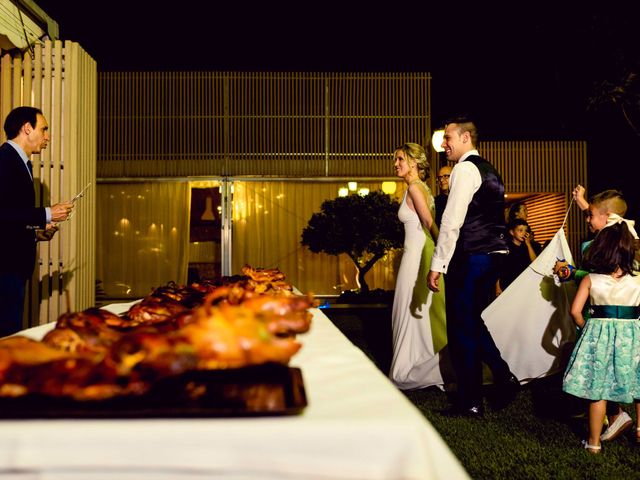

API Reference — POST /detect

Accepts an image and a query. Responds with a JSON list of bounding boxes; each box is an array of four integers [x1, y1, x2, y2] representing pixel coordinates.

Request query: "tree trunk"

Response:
[[354, 252, 385, 294], [356, 267, 370, 294]]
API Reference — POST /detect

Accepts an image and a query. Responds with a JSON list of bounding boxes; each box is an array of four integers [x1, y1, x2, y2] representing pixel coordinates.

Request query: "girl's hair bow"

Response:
[[605, 213, 639, 239]]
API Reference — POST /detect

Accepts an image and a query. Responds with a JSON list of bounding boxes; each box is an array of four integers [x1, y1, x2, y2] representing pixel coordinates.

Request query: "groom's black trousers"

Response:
[[444, 251, 511, 408]]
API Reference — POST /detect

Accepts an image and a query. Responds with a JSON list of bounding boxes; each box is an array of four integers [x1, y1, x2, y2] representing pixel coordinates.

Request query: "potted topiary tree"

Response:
[[301, 190, 402, 372], [301, 190, 403, 298]]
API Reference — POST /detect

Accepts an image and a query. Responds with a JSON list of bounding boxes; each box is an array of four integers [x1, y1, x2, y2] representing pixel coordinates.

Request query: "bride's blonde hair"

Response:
[[395, 143, 430, 181]]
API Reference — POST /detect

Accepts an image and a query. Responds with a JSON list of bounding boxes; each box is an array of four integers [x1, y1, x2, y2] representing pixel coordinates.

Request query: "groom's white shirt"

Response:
[[430, 149, 481, 274]]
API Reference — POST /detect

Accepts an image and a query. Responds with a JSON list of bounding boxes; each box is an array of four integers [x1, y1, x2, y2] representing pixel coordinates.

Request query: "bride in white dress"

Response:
[[389, 143, 448, 390]]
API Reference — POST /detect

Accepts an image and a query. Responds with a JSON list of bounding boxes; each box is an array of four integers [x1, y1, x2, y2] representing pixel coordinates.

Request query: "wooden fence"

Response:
[[0, 40, 96, 328], [97, 72, 432, 179]]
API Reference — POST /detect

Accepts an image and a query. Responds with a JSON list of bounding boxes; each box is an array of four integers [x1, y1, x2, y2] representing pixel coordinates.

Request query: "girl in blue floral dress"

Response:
[[563, 214, 640, 454]]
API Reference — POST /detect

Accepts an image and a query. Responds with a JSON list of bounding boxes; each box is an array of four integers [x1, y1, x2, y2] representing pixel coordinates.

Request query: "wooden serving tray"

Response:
[[0, 364, 306, 419]]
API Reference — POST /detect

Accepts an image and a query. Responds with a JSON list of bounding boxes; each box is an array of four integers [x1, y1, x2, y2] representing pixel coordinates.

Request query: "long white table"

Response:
[[0, 304, 468, 479]]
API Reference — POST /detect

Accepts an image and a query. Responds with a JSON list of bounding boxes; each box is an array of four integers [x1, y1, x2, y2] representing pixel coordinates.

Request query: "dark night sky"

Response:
[[34, 1, 640, 213], [33, 2, 635, 137]]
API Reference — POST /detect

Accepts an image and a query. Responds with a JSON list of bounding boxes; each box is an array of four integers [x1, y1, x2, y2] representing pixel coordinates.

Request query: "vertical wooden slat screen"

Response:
[[65, 41, 97, 317], [0, 54, 11, 120], [98, 72, 432, 179], [0, 40, 96, 328]]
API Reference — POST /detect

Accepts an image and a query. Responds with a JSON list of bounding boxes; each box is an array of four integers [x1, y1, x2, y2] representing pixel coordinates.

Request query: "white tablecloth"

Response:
[[0, 303, 468, 480]]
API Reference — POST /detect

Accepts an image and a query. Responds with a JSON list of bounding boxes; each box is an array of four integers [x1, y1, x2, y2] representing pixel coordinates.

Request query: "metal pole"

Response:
[[220, 178, 233, 276]]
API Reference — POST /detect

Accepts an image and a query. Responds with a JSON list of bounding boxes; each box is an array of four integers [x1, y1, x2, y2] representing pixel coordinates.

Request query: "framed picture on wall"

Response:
[[190, 187, 222, 243]]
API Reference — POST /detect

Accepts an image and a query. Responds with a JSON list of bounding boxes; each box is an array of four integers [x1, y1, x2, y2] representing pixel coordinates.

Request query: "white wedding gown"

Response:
[[389, 188, 448, 390]]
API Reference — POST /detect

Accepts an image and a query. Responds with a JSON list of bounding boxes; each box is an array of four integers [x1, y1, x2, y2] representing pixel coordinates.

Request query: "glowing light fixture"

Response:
[[381, 181, 397, 194], [357, 188, 370, 196], [431, 129, 445, 152], [348, 181, 358, 191], [200, 197, 215, 220], [338, 187, 349, 197]]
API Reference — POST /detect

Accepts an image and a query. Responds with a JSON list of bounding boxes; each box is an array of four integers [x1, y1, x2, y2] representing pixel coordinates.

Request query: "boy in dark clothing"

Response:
[[496, 218, 541, 295]]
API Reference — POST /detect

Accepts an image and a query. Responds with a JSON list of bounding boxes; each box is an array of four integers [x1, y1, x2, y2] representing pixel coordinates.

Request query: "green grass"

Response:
[[325, 309, 640, 480], [404, 379, 640, 479]]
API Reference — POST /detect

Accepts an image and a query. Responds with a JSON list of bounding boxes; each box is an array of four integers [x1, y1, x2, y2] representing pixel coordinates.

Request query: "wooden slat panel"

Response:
[[37, 40, 53, 324], [61, 40, 75, 317], [78, 43, 97, 309], [97, 72, 430, 178], [0, 54, 12, 128], [518, 193, 567, 244], [47, 40, 63, 321], [0, 40, 96, 327], [11, 56, 20, 106], [27, 45, 42, 327]]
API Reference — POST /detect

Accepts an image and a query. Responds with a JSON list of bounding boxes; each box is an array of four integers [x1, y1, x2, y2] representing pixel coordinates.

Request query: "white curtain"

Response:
[[232, 180, 404, 295], [96, 182, 190, 298], [96, 180, 406, 298]]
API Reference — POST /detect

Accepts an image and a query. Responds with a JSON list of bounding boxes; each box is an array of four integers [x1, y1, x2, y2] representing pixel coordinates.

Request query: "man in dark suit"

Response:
[[0, 106, 73, 337], [427, 116, 518, 417]]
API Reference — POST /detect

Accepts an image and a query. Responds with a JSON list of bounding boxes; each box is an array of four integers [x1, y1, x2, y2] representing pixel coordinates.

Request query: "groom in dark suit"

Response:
[[0, 106, 74, 337], [427, 116, 518, 417]]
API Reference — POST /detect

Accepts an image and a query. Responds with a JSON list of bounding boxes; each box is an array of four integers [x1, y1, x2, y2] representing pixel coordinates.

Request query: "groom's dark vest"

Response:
[[458, 155, 507, 254]]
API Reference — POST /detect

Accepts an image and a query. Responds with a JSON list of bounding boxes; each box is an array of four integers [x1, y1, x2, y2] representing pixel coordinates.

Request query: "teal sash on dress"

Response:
[[589, 305, 640, 319]]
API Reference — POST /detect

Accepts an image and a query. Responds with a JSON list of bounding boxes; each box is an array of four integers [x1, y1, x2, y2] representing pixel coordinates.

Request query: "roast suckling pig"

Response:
[[0, 266, 315, 401]]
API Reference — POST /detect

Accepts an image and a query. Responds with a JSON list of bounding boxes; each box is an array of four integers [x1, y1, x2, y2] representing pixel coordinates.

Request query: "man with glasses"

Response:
[[434, 165, 452, 228]]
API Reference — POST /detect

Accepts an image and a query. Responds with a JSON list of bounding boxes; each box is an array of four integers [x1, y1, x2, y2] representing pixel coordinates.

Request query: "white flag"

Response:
[[482, 228, 578, 383]]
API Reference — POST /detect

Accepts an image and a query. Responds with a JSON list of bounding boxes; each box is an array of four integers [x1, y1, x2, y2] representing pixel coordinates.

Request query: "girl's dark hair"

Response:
[[583, 222, 638, 275]]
